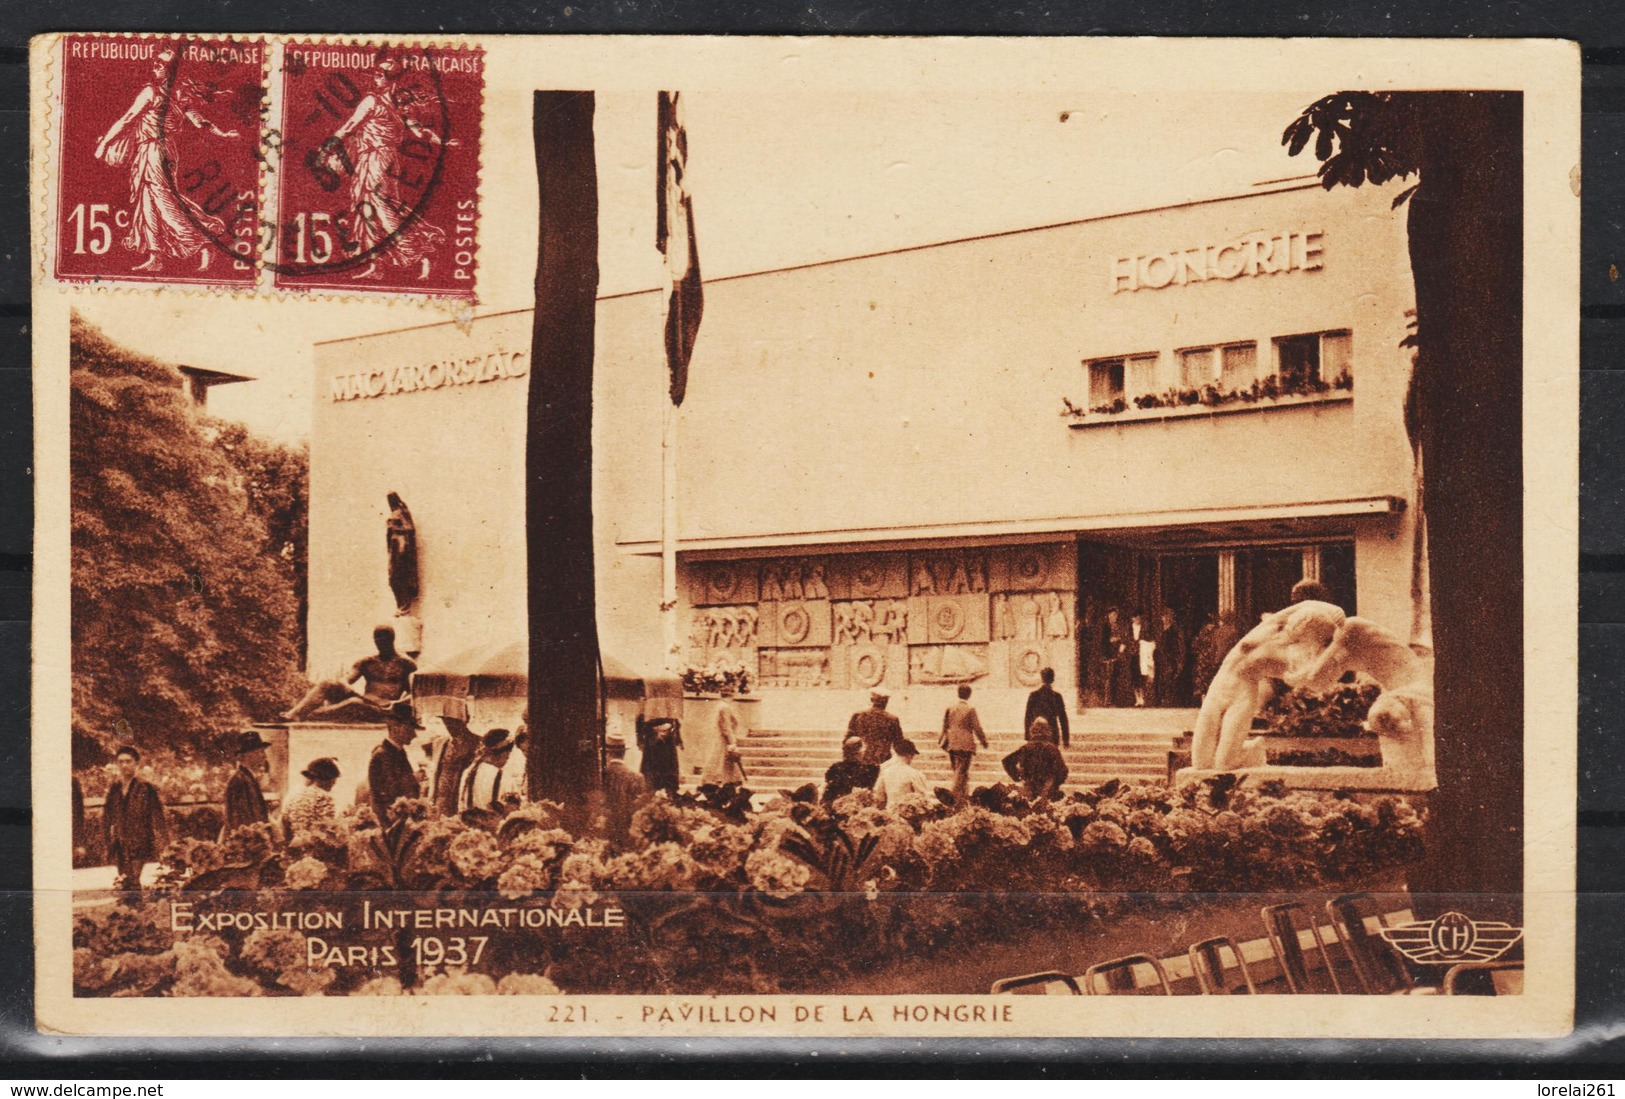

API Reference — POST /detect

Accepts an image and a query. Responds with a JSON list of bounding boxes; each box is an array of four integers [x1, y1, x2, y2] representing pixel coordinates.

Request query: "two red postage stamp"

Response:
[[48, 35, 483, 300]]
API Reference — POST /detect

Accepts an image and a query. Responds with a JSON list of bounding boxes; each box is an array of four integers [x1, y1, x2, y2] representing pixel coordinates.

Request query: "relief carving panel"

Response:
[[908, 551, 988, 596], [758, 648, 832, 689], [908, 644, 990, 685]]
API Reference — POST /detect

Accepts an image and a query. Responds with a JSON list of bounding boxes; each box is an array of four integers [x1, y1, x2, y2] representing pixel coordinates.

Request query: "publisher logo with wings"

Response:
[[1380, 911, 1524, 965]]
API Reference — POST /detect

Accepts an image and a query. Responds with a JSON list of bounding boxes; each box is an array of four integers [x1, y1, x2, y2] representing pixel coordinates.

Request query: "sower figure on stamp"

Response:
[[103, 744, 167, 890], [93, 47, 239, 273], [324, 53, 448, 280], [848, 688, 904, 768], [221, 730, 271, 838], [285, 624, 417, 723]]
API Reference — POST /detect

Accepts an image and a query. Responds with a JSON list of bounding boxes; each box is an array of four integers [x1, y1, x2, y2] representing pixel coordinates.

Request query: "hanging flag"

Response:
[[657, 90, 703, 406]]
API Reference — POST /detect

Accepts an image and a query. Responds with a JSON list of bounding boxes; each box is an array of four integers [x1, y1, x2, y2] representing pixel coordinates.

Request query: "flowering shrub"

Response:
[[1259, 683, 1382, 739], [1063, 371, 1353, 419], [76, 773, 1425, 998]]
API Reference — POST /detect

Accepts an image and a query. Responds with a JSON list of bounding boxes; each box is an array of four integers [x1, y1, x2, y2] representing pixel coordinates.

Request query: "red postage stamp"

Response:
[[273, 43, 483, 299], [51, 35, 265, 289]]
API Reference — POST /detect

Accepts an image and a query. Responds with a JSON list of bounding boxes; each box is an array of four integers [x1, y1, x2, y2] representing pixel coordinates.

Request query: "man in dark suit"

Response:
[[1023, 666, 1071, 747], [369, 700, 423, 827], [598, 733, 648, 848], [103, 744, 167, 890], [222, 730, 271, 836], [847, 689, 904, 767], [822, 737, 880, 805]]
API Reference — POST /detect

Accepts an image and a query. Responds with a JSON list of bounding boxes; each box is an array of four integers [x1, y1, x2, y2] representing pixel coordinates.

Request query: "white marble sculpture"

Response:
[[1283, 616, 1436, 787], [1190, 600, 1347, 771]]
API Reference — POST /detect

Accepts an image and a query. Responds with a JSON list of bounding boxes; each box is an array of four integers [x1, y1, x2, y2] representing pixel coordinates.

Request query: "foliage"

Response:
[[77, 773, 1425, 998], [1281, 92, 1422, 199], [1258, 683, 1383, 740], [680, 661, 752, 696], [1064, 371, 1352, 420], [70, 315, 308, 754], [1266, 747, 1380, 768]]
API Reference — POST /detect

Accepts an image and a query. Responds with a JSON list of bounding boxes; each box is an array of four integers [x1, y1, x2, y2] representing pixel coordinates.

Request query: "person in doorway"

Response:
[[704, 685, 747, 786], [222, 730, 271, 836], [1002, 718, 1070, 802], [283, 757, 340, 840], [284, 624, 417, 723], [1155, 608, 1190, 707], [1130, 610, 1156, 707], [848, 688, 904, 767], [103, 744, 167, 890], [822, 737, 880, 805], [940, 685, 989, 807], [873, 739, 931, 808], [637, 715, 684, 795], [458, 729, 517, 814], [1023, 666, 1071, 747], [368, 700, 423, 826], [598, 732, 648, 847], [1102, 608, 1131, 706]]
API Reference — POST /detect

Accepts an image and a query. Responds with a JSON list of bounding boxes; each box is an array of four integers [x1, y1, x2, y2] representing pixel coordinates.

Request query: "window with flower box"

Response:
[[1273, 329, 1353, 388], [1178, 341, 1257, 390], [1087, 352, 1161, 411]]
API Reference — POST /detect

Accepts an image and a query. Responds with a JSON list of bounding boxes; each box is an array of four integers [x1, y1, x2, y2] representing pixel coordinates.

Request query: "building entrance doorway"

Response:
[[1076, 536, 1355, 708]]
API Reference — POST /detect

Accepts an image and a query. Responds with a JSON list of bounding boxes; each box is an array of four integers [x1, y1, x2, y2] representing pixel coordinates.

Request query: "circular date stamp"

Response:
[[272, 42, 483, 299]]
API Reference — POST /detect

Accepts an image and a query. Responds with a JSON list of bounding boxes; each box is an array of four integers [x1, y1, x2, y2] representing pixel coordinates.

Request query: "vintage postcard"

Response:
[[30, 36, 1580, 1038]]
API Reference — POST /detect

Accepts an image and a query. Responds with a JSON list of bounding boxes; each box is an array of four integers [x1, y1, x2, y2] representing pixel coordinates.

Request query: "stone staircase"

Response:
[[737, 709, 1196, 794]]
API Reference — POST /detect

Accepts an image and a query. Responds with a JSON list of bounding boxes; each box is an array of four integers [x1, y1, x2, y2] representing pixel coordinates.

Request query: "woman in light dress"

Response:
[[704, 685, 747, 786]]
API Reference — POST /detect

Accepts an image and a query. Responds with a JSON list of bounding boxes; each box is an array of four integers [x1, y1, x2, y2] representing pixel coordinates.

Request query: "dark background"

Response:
[[0, 0, 1620, 1076]]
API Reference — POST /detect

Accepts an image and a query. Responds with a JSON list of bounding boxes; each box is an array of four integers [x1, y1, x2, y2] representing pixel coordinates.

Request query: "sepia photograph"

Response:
[[30, 36, 1578, 1037]]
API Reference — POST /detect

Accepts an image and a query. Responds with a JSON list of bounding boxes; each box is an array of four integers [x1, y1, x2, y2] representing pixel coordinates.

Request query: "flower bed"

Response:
[[73, 776, 1425, 997]]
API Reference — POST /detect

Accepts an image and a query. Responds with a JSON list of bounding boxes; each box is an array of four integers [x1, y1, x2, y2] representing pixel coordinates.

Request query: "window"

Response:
[[1179, 347, 1216, 388], [1273, 330, 1352, 389], [1220, 342, 1257, 390], [1321, 330, 1353, 382], [1088, 357, 1124, 407], [1178, 342, 1256, 391], [1125, 353, 1160, 400]]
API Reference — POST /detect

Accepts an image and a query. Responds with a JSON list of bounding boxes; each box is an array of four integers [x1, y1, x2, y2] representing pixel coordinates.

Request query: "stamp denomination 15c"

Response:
[[52, 35, 265, 289], [273, 43, 483, 300]]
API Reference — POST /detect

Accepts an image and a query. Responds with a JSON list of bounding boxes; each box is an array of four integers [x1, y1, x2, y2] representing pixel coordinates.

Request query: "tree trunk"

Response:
[[526, 92, 603, 814], [1405, 93, 1524, 920]]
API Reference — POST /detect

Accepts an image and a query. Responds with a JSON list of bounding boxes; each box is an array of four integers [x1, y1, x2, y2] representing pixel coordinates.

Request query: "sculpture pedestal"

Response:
[[264, 721, 391, 811], [1174, 763, 1437, 793]]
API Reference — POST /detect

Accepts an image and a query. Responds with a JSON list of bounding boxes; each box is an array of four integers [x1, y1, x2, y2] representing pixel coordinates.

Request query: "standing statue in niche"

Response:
[[386, 492, 419, 615]]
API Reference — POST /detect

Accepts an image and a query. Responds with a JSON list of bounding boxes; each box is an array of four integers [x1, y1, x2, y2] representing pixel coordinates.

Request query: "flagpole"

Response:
[[660, 277, 679, 674]]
